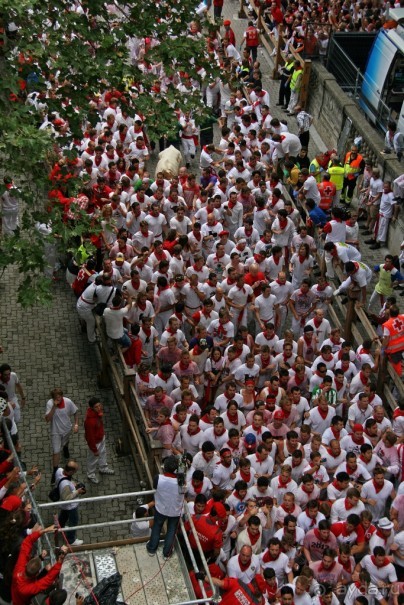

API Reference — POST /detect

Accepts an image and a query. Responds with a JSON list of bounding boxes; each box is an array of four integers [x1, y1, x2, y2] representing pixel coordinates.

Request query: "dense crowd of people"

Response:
[[1, 2, 404, 604]]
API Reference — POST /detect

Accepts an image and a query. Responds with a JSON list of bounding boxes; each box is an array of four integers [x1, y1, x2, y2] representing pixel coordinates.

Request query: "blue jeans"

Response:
[[147, 509, 179, 557], [58, 506, 79, 544]]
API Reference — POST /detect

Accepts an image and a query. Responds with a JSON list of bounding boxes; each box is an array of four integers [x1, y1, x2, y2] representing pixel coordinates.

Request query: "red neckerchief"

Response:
[[188, 425, 201, 436], [262, 550, 280, 563], [201, 413, 212, 424], [319, 560, 336, 572], [281, 502, 295, 513], [317, 406, 329, 420], [375, 528, 387, 542], [393, 408, 404, 418], [158, 284, 170, 295], [359, 371, 368, 385], [238, 554, 252, 571], [351, 433, 364, 445], [57, 398, 66, 409], [265, 580, 278, 599], [338, 556, 352, 573], [179, 360, 190, 371], [233, 346, 243, 359], [305, 510, 316, 527], [260, 354, 270, 369], [164, 472, 177, 478], [138, 301, 147, 311], [247, 527, 260, 545], [278, 476, 291, 489], [239, 468, 251, 483], [302, 484, 313, 494], [335, 381, 344, 392], [157, 371, 169, 381], [216, 323, 227, 336], [226, 411, 239, 425], [138, 372, 150, 383], [354, 581, 366, 594], [344, 498, 354, 510], [154, 249, 167, 260], [172, 413, 184, 425], [279, 218, 288, 229], [298, 254, 307, 264], [372, 479, 384, 494], [313, 317, 322, 328], [161, 418, 172, 426], [371, 554, 390, 568], [191, 479, 203, 494]]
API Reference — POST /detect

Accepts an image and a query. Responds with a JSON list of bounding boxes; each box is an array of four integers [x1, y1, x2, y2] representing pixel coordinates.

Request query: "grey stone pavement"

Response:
[[0, 272, 141, 544], [0, 2, 398, 550]]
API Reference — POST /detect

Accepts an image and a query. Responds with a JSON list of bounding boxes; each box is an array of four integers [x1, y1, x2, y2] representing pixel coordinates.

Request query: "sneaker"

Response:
[[99, 467, 115, 475], [63, 445, 70, 459], [87, 474, 99, 484], [364, 239, 376, 245], [146, 544, 156, 557], [71, 539, 84, 546], [163, 554, 172, 561]]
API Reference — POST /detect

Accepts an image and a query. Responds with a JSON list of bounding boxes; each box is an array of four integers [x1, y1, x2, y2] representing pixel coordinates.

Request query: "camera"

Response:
[[76, 482, 86, 494], [176, 452, 188, 494]]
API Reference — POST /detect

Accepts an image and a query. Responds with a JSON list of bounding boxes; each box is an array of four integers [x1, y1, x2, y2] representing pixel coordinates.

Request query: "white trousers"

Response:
[[77, 306, 96, 343], [181, 138, 196, 162], [376, 215, 390, 243], [87, 436, 108, 475]]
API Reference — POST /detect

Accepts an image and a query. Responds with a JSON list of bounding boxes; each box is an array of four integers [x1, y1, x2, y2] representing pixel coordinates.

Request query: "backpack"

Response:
[[48, 477, 69, 502]]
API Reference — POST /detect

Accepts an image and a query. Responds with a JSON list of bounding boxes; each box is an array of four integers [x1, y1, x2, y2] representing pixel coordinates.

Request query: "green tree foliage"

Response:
[[0, 0, 217, 305]]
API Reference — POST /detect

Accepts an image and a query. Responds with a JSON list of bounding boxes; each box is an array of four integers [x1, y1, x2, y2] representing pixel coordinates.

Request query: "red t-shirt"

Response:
[[188, 515, 223, 552]]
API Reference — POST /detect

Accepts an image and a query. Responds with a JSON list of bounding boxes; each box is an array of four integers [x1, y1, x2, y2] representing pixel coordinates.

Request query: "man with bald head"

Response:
[[227, 544, 260, 583]]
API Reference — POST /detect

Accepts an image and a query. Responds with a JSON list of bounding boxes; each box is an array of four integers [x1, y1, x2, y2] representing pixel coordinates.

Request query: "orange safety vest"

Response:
[[344, 152, 364, 180], [383, 315, 404, 355]]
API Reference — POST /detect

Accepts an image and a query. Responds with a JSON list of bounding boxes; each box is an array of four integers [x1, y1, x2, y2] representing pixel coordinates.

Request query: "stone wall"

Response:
[[306, 62, 403, 254]]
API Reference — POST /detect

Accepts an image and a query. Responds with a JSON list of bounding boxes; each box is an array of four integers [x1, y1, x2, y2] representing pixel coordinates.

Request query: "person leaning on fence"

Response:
[[146, 455, 185, 560], [11, 526, 67, 605]]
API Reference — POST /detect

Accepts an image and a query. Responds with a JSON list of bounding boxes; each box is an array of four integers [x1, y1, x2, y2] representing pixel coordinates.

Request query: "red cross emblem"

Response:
[[393, 318, 404, 332]]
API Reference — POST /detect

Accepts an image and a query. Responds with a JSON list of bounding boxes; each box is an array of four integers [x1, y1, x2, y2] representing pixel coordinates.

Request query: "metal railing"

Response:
[[326, 37, 363, 97], [1, 418, 56, 563]]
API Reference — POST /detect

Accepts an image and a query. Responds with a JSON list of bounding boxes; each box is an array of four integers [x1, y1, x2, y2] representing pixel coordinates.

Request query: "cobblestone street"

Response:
[[0, 271, 140, 544]]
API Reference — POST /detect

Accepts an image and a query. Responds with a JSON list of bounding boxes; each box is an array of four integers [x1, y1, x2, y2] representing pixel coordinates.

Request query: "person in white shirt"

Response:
[[227, 545, 260, 583], [305, 309, 331, 347], [330, 488, 365, 523], [361, 467, 395, 523], [260, 538, 293, 587], [358, 546, 397, 591]]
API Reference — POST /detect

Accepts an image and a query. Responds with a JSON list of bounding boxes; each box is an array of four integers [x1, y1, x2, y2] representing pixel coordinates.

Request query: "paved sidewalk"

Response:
[[0, 274, 141, 544]]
